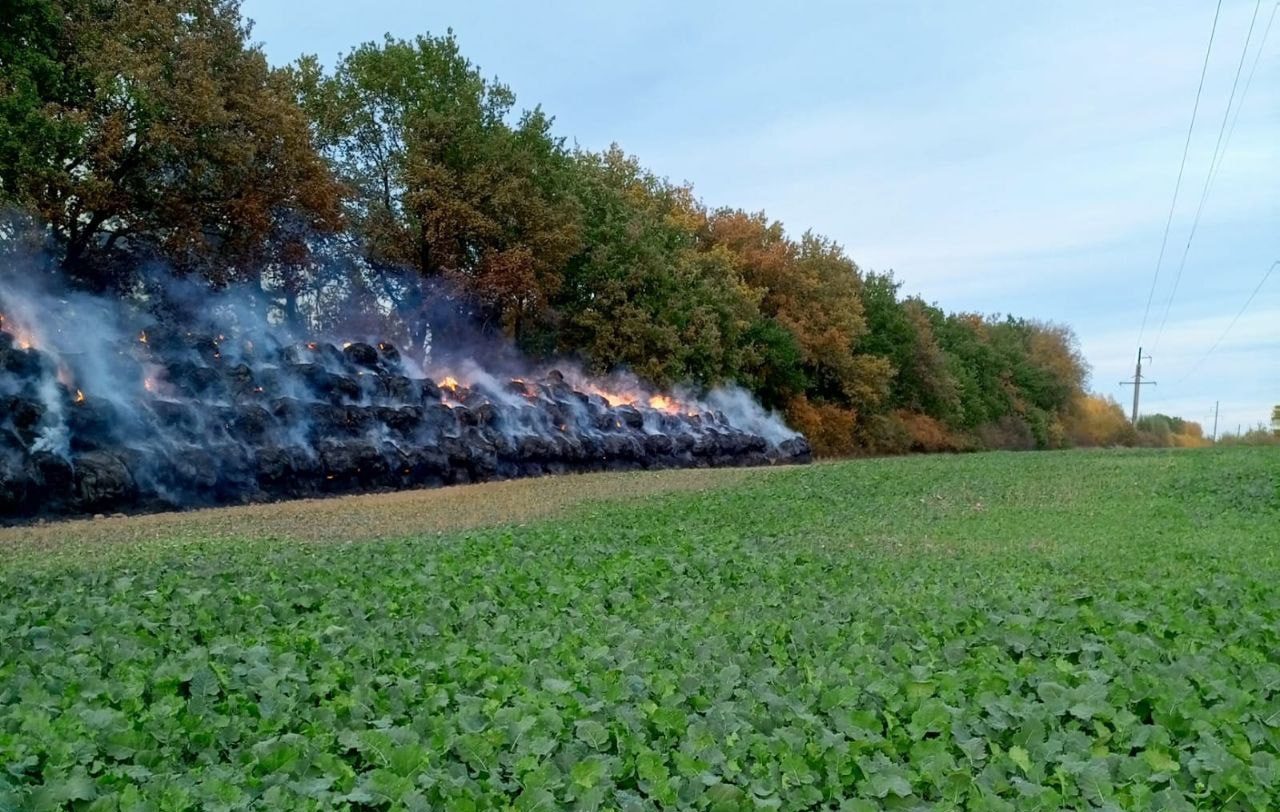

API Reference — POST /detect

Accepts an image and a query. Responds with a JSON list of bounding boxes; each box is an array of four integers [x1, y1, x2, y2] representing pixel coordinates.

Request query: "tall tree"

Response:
[[554, 147, 758, 385], [293, 33, 581, 345], [0, 0, 342, 287]]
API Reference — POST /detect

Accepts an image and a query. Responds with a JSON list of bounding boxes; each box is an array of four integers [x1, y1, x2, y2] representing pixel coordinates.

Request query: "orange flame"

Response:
[[648, 394, 679, 413], [439, 376, 460, 391], [586, 386, 634, 408], [74, 389, 85, 403], [0, 313, 37, 350], [138, 330, 148, 344]]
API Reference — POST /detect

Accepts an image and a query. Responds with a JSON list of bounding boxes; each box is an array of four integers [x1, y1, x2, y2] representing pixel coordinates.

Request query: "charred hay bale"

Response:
[[270, 397, 309, 428], [472, 402, 498, 427], [453, 405, 480, 427], [544, 400, 576, 428], [0, 423, 20, 454], [316, 439, 385, 489], [462, 427, 498, 478], [255, 445, 300, 489], [1, 395, 45, 446], [342, 342, 380, 369], [420, 402, 456, 434], [226, 404, 274, 444], [556, 432, 586, 461], [208, 443, 256, 501], [593, 411, 619, 432], [189, 335, 223, 365], [615, 406, 644, 430], [72, 450, 136, 512], [140, 326, 187, 357], [382, 374, 416, 402], [402, 443, 449, 479], [251, 368, 283, 398], [305, 341, 346, 368], [0, 452, 33, 513], [148, 400, 200, 436], [160, 445, 221, 496], [374, 405, 425, 436], [772, 436, 812, 463], [601, 433, 644, 461], [308, 403, 376, 437], [293, 364, 362, 404], [504, 379, 533, 398], [167, 361, 227, 399], [0, 345, 51, 379], [32, 449, 73, 502], [376, 342, 402, 369], [223, 363, 258, 400], [515, 434, 554, 462], [68, 398, 120, 451], [418, 378, 442, 403], [643, 433, 675, 456]]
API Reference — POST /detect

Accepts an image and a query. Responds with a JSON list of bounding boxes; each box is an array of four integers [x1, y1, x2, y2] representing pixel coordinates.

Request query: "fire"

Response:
[[0, 313, 36, 350], [143, 377, 157, 393], [74, 389, 85, 403], [586, 386, 634, 408], [648, 394, 679, 413], [439, 376, 460, 391], [138, 330, 148, 344]]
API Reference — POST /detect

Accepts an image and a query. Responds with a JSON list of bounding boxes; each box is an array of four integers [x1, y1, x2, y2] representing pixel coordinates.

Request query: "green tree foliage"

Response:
[[292, 32, 582, 342], [552, 148, 758, 385], [0, 0, 342, 287], [3, 11, 1190, 457]]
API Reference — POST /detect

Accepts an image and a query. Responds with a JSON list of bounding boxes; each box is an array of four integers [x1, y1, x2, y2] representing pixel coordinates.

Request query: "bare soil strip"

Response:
[[0, 466, 769, 557]]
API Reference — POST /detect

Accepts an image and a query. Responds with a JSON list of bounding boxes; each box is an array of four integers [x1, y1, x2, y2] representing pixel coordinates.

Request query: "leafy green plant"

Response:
[[1, 447, 1278, 809]]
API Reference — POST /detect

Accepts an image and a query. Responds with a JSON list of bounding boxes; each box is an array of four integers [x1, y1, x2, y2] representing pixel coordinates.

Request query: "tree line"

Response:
[[2, 0, 1228, 455]]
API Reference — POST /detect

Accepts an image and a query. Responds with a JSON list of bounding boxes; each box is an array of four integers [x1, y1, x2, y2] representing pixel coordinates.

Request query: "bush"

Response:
[[784, 395, 859, 457], [895, 410, 964, 453], [975, 415, 1036, 451]]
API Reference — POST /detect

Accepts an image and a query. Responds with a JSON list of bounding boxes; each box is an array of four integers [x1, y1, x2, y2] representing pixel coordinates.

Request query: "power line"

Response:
[[1136, 0, 1224, 348], [1152, 0, 1263, 351], [1175, 259, 1278, 385], [1213, 2, 1278, 189]]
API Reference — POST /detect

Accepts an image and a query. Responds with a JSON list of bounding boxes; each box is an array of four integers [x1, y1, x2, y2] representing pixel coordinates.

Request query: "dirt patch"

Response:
[[1, 467, 769, 559]]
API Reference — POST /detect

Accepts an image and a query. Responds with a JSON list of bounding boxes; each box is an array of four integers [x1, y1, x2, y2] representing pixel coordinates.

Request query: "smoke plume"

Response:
[[0, 259, 809, 520]]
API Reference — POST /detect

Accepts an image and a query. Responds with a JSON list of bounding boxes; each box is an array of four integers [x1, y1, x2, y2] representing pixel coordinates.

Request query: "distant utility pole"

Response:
[[1212, 401, 1219, 442], [1120, 347, 1156, 425]]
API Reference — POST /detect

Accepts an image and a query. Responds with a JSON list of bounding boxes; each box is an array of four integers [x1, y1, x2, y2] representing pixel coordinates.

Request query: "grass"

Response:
[[1, 447, 1278, 810]]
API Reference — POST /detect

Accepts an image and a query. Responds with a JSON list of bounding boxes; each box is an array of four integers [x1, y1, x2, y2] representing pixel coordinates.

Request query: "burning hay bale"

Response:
[[0, 320, 809, 520]]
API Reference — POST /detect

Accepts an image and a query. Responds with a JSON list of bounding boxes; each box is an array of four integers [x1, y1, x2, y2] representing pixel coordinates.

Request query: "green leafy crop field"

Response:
[[2, 448, 1279, 811]]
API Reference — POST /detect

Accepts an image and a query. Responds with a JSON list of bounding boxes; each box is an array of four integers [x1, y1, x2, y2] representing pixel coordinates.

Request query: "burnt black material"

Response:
[[0, 331, 810, 520]]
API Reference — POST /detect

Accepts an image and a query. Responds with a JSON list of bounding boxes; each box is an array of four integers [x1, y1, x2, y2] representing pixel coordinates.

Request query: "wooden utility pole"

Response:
[[1212, 401, 1219, 442], [1120, 347, 1156, 425]]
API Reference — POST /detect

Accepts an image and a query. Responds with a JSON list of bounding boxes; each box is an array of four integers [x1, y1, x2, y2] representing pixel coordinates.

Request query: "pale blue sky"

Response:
[[243, 0, 1278, 432]]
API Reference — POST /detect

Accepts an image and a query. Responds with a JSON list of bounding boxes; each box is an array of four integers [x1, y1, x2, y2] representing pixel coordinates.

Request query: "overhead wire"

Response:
[[1151, 0, 1263, 351], [1174, 259, 1278, 385], [1136, 0, 1224, 348]]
